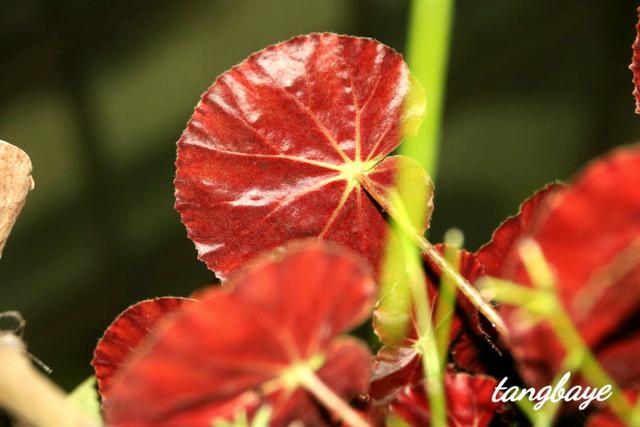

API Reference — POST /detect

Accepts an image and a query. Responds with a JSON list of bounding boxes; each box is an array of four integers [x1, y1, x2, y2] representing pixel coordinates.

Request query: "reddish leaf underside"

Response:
[[390, 371, 501, 427], [175, 33, 427, 280], [476, 183, 565, 278], [92, 297, 191, 398], [104, 241, 376, 427], [490, 146, 640, 389], [631, 6, 640, 114]]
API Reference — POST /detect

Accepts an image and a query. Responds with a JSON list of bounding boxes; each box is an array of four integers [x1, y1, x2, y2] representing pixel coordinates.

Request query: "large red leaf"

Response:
[[175, 33, 428, 279], [496, 146, 640, 389], [476, 183, 565, 278], [104, 241, 376, 427], [92, 297, 191, 398], [390, 371, 502, 427]]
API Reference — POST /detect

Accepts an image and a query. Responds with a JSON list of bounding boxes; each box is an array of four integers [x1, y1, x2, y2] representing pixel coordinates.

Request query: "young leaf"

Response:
[[104, 241, 376, 427], [175, 33, 428, 280], [92, 297, 192, 398]]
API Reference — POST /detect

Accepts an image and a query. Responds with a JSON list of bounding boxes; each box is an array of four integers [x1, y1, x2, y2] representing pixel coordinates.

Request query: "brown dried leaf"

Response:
[[0, 140, 33, 257]]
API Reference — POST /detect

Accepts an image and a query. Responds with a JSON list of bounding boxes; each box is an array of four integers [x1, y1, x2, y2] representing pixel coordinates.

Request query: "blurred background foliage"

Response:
[[0, 0, 639, 390]]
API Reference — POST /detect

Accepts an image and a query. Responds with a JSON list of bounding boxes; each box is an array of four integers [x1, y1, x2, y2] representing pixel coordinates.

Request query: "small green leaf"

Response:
[[386, 413, 412, 427], [212, 406, 271, 427], [372, 157, 434, 345], [250, 406, 272, 427], [67, 376, 102, 423]]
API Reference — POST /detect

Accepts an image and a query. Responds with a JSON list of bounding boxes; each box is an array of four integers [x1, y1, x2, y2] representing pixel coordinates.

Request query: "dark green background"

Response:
[[0, 0, 638, 389]]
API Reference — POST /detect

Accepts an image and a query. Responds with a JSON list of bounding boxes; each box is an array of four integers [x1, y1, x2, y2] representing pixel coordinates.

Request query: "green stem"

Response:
[[378, 188, 508, 338], [480, 265, 635, 425], [402, 0, 455, 177], [434, 229, 463, 366], [547, 307, 633, 422], [400, 235, 446, 427], [518, 241, 634, 424]]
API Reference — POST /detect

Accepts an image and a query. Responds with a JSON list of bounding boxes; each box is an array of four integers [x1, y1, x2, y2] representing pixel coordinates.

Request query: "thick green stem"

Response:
[[402, 0, 454, 177]]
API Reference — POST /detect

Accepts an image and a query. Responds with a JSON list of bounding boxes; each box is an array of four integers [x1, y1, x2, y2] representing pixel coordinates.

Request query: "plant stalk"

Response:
[[298, 369, 371, 427], [402, 0, 455, 177], [416, 232, 508, 338], [399, 234, 446, 427], [0, 334, 101, 427]]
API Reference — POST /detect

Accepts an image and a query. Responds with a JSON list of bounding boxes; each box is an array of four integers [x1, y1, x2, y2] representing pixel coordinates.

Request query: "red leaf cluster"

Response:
[[90, 30, 640, 427], [94, 242, 376, 426], [478, 146, 640, 424]]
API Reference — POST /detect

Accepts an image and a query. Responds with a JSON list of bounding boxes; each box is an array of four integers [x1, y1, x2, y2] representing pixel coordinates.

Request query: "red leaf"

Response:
[[501, 146, 640, 389], [104, 241, 376, 427], [476, 182, 564, 278], [92, 297, 191, 398], [631, 6, 640, 114], [390, 371, 502, 427], [369, 346, 422, 405], [175, 33, 427, 280]]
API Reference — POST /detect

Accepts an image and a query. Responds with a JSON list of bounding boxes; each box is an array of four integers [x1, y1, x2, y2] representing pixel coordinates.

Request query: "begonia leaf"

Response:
[[389, 371, 502, 427], [92, 297, 191, 398], [476, 183, 565, 278], [486, 146, 640, 389], [104, 241, 376, 427], [175, 33, 428, 279]]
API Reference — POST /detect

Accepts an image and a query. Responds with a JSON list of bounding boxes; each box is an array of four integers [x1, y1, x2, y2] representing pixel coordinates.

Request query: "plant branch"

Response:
[[0, 334, 101, 427], [298, 369, 371, 427], [399, 232, 446, 427], [416, 233, 509, 338], [370, 180, 510, 342]]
